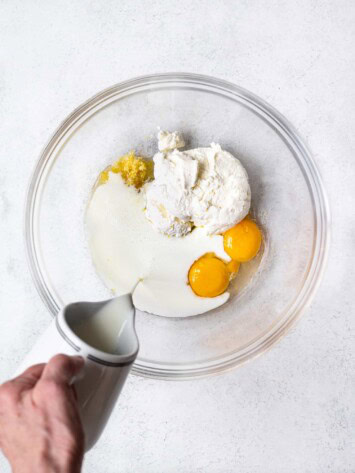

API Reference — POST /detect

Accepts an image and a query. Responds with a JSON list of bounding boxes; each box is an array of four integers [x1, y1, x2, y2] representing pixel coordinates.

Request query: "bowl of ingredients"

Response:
[[25, 73, 330, 379]]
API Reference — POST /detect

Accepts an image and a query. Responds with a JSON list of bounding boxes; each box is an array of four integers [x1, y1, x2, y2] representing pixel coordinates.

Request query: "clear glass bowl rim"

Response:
[[25, 72, 331, 380]]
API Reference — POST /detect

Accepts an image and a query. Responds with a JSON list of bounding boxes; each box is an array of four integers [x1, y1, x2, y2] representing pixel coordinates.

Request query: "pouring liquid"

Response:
[[70, 296, 135, 355]]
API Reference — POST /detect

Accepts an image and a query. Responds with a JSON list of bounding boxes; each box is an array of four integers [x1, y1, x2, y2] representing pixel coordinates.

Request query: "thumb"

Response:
[[40, 354, 84, 385]]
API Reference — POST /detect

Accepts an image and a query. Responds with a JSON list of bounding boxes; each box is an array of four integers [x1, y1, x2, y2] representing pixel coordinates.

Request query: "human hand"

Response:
[[0, 354, 85, 473]]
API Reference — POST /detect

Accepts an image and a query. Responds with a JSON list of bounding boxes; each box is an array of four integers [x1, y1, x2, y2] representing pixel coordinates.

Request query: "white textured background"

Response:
[[1, 1, 354, 472]]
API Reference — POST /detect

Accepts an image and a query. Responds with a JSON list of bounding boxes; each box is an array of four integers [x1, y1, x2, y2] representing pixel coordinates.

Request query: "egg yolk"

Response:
[[188, 253, 238, 298], [227, 259, 241, 275], [223, 218, 262, 262]]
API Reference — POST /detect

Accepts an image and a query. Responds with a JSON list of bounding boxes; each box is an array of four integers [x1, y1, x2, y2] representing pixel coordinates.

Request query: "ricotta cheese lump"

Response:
[[157, 130, 185, 151], [144, 132, 251, 236]]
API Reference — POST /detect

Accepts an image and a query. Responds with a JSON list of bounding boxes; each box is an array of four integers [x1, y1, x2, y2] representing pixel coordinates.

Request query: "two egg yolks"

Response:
[[188, 219, 262, 298]]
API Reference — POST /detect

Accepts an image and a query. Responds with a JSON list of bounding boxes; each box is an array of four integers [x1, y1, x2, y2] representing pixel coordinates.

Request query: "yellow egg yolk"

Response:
[[227, 259, 241, 274], [188, 253, 239, 298], [223, 218, 262, 262]]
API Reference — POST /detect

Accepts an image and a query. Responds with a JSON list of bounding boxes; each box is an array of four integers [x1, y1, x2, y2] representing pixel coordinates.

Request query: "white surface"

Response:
[[0, 1, 354, 472]]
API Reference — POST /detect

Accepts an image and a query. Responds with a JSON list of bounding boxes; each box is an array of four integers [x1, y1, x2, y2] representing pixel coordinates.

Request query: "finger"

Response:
[[40, 354, 84, 385], [0, 364, 46, 402], [32, 355, 84, 409], [11, 363, 46, 390]]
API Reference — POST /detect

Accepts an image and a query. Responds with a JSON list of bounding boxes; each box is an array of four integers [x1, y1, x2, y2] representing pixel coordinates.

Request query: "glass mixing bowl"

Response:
[[25, 73, 330, 379]]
